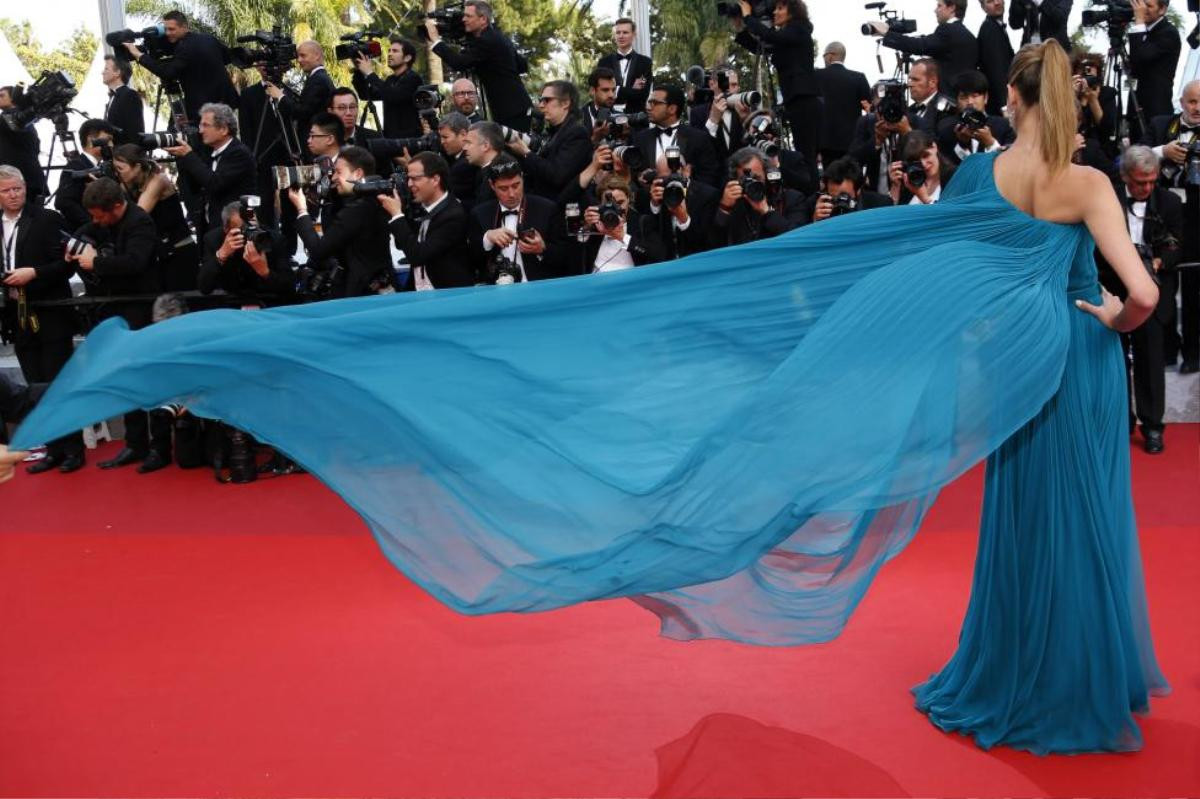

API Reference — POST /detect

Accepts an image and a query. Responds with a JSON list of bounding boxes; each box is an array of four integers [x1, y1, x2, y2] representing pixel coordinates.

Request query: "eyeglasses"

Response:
[[331, 104, 358, 112], [453, 90, 477, 97], [646, 98, 668, 106], [406, 172, 428, 182], [537, 95, 560, 105]]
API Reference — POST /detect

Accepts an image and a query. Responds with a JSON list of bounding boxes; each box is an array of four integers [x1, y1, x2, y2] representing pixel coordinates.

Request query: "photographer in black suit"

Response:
[[572, 174, 664, 273], [469, 155, 568, 283], [1128, 0, 1182, 131], [807, 156, 894, 224], [634, 85, 721, 188], [712, 147, 807, 248], [351, 35, 423, 138], [870, 0, 979, 91], [289, 146, 394, 297], [815, 43, 872, 167], [102, 55, 144, 135], [0, 86, 47, 201], [55, 119, 117, 232], [463, 121, 507, 209], [580, 67, 618, 133], [1096, 146, 1184, 454], [644, 151, 720, 259], [378, 151, 472, 290], [1072, 51, 1120, 158], [330, 87, 380, 148], [426, 0, 533, 131], [0, 166, 84, 473], [1008, 0, 1071, 50], [936, 70, 1015, 165], [689, 65, 747, 165], [165, 103, 258, 236], [66, 178, 162, 470], [265, 41, 334, 148], [436, 112, 479, 205], [597, 18, 653, 114], [504, 80, 592, 201], [975, 0, 1014, 116], [199, 200, 294, 303], [731, 0, 822, 165], [122, 10, 237, 122]]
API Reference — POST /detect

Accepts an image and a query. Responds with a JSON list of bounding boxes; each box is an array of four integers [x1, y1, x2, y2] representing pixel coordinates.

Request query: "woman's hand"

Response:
[[1075, 288, 1125, 330]]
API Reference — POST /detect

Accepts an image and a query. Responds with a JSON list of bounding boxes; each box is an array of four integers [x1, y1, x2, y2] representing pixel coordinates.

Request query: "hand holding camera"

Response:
[[217, 227, 246, 262], [376, 189, 404, 218], [65, 242, 98, 271], [486, 226, 518, 248], [1163, 141, 1190, 165], [516, 228, 545, 256], [287, 187, 308, 214]]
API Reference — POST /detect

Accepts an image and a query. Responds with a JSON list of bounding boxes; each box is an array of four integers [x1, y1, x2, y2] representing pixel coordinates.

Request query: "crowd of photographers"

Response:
[[0, 0, 1198, 476]]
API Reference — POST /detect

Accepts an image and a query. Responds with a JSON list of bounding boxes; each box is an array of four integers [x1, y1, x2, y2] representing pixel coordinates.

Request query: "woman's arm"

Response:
[[136, 173, 170, 213], [1077, 169, 1158, 331]]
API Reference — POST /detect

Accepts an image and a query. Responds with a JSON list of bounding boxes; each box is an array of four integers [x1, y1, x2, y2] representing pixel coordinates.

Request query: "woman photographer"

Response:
[[731, 0, 821, 166], [112, 143, 199, 291], [888, 130, 955, 205], [1071, 51, 1119, 159]]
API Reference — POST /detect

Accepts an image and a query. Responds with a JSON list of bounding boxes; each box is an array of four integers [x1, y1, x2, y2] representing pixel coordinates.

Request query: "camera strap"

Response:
[[0, 214, 20, 274]]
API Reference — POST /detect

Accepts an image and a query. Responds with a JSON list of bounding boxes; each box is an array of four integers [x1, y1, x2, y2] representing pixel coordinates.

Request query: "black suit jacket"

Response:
[[1129, 19, 1182, 122], [689, 103, 745, 164], [570, 211, 664, 272], [976, 15, 1015, 116], [1, 206, 76, 340], [297, 193, 393, 297], [801, 189, 893, 223], [814, 63, 871, 154], [280, 66, 335, 145], [351, 68, 424, 138], [597, 51, 653, 113], [238, 82, 289, 167], [737, 18, 819, 101], [54, 154, 98, 232], [136, 30, 238, 121], [174, 138, 259, 233], [935, 113, 1016, 165], [198, 226, 295, 301], [469, 194, 568, 282], [1098, 184, 1183, 323], [710, 189, 808, 248], [579, 102, 611, 133], [388, 194, 472, 290], [74, 204, 161, 327], [433, 28, 532, 130], [908, 94, 958, 136], [1008, 0, 1072, 50], [515, 119, 593, 200], [447, 151, 480, 209], [345, 125, 381, 149], [633, 124, 722, 189], [646, 178, 719, 259], [883, 20, 979, 91], [0, 123, 46, 198], [777, 148, 816, 197], [104, 84, 144, 135]]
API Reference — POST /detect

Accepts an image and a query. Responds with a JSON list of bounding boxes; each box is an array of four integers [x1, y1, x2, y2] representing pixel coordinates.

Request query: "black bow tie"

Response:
[[108, 89, 116, 98], [659, 125, 679, 136], [617, 53, 631, 61], [502, 209, 520, 217], [911, 103, 927, 114]]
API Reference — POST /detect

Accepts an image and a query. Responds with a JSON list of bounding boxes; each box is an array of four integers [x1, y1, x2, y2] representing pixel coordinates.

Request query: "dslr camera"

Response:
[[489, 252, 523, 285], [335, 30, 385, 62], [414, 83, 445, 128], [419, 3, 468, 42], [716, 0, 772, 19], [352, 168, 423, 219], [862, 1, 917, 35], [830, 192, 859, 217], [273, 156, 336, 198], [1163, 139, 1200, 187], [0, 70, 78, 131], [745, 115, 781, 159], [903, 159, 927, 188], [238, 195, 273, 252], [64, 137, 115, 180], [958, 107, 989, 131], [874, 80, 908, 124], [597, 191, 625, 230], [498, 124, 547, 153]]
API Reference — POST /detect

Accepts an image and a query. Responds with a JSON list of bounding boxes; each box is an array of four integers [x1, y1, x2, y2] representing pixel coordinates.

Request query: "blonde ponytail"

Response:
[[1008, 40, 1077, 174]]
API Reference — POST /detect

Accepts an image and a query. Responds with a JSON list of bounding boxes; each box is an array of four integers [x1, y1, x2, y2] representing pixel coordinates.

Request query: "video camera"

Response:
[[335, 30, 386, 62], [105, 24, 173, 63], [231, 27, 298, 85], [862, 1, 917, 35], [419, 3, 468, 42], [715, 0, 772, 19], [0, 70, 78, 131], [414, 83, 444, 128], [1081, 0, 1135, 32]]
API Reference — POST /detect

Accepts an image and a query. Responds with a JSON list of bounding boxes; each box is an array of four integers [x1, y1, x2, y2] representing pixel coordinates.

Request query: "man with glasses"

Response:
[[351, 36, 424, 138], [166, 102, 257, 236], [450, 79, 483, 123], [634, 85, 721, 188], [288, 146, 394, 298], [504, 81, 592, 201], [328, 90, 378, 150], [378, 151, 472, 290], [425, 0, 533, 131]]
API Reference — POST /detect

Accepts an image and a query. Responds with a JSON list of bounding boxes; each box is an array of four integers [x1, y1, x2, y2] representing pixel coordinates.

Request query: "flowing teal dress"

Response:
[[11, 152, 1167, 753]]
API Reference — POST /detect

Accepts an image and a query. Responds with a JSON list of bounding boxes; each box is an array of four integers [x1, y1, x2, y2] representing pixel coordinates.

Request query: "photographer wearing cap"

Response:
[[730, 0, 822, 165], [0, 165, 84, 474], [470, 154, 568, 283], [867, 0, 980, 93], [505, 81, 592, 201], [199, 199, 294, 302], [712, 146, 807, 247], [377, 151, 471, 291], [808, 156, 894, 224], [1097, 146, 1183, 453], [122, 10, 237, 122], [164, 103, 257, 236], [426, 0, 534, 132], [351, 35, 423, 138], [289, 145, 393, 298], [936, 69, 1015, 165]]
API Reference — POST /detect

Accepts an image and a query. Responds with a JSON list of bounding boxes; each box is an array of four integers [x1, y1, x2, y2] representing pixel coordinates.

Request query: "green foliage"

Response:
[[0, 18, 97, 89], [648, 0, 731, 84]]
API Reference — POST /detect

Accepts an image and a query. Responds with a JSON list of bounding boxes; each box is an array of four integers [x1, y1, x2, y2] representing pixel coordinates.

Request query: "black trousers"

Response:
[[783, 95, 822, 170], [13, 333, 84, 458], [1123, 317, 1167, 433]]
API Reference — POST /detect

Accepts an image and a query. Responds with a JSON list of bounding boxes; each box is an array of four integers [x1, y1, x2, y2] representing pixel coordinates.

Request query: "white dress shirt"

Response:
[[593, 232, 635, 272], [480, 205, 528, 281]]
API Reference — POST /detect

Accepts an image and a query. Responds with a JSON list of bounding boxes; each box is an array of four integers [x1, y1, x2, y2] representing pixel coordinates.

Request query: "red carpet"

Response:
[[2, 427, 1197, 797]]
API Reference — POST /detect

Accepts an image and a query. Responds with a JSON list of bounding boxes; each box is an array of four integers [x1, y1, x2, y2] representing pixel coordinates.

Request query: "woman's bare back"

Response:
[[992, 148, 1101, 225]]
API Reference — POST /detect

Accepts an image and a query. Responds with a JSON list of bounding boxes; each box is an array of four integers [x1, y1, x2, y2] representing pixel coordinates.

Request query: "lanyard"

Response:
[[1, 217, 18, 272]]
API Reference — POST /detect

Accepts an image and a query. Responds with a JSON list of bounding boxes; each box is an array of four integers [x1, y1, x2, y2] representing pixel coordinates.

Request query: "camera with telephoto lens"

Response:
[[335, 30, 385, 62], [231, 27, 298, 85], [745, 115, 781, 158], [716, 0, 772, 19], [497, 124, 547, 153], [565, 202, 584, 237], [862, 1, 917, 35], [0, 70, 78, 131], [419, 3, 468, 42], [105, 24, 172, 63], [238, 195, 272, 252], [64, 138, 115, 180], [958, 107, 989, 130], [367, 133, 442, 164], [59, 232, 113, 286], [414, 83, 444, 128], [489, 252, 523, 285], [352, 169, 422, 218], [136, 131, 189, 150], [597, 191, 625, 229], [1081, 0, 1135, 31], [657, 172, 690, 210], [297, 256, 346, 301], [1163, 139, 1200, 187], [273, 156, 335, 198], [903, 159, 927, 188], [875, 80, 908, 124], [605, 111, 648, 143]]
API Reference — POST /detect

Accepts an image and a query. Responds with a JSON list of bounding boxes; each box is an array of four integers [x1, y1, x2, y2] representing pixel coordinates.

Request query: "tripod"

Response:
[[1103, 31, 1148, 148], [39, 108, 87, 203], [748, 40, 792, 151]]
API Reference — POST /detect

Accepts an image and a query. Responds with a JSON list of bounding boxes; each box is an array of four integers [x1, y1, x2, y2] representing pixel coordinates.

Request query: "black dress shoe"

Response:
[[57, 453, 86, 473], [1180, 361, 1200, 375], [1143, 429, 1164, 455], [26, 454, 61, 475], [136, 451, 170, 474], [98, 447, 147, 469]]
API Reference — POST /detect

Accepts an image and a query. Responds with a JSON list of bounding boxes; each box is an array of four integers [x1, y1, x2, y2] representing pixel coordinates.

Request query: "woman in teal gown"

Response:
[[10, 42, 1167, 754]]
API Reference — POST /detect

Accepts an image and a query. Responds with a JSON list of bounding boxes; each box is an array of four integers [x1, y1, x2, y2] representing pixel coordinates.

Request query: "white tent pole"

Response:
[[630, 0, 651, 59], [97, 0, 126, 52]]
